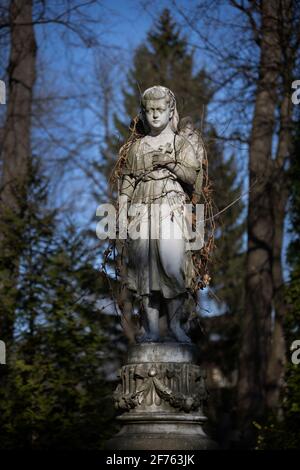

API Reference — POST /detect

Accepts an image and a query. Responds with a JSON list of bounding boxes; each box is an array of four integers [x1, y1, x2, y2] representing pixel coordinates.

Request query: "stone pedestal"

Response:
[[106, 343, 215, 450]]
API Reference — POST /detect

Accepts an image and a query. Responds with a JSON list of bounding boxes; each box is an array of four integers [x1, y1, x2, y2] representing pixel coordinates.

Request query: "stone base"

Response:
[[105, 343, 216, 450], [106, 413, 215, 450]]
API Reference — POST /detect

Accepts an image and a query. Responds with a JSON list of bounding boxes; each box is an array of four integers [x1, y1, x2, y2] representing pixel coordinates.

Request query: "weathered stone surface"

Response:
[[114, 361, 207, 413], [106, 413, 215, 450], [105, 343, 216, 450], [117, 85, 205, 344], [126, 343, 199, 364], [105, 86, 216, 450]]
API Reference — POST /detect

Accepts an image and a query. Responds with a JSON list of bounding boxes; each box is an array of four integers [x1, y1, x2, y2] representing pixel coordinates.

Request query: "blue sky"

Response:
[[0, 0, 292, 301]]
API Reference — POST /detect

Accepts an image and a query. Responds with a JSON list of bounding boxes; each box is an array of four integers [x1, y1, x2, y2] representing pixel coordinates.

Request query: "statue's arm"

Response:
[[166, 140, 198, 185], [120, 173, 135, 200], [117, 176, 134, 239], [166, 160, 196, 185], [117, 142, 138, 217]]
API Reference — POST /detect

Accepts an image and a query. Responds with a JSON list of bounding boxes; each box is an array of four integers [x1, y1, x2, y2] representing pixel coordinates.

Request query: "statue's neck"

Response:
[[149, 123, 174, 138]]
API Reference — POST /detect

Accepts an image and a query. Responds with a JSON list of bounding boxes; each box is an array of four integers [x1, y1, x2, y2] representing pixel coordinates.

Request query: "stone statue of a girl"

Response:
[[117, 86, 204, 343]]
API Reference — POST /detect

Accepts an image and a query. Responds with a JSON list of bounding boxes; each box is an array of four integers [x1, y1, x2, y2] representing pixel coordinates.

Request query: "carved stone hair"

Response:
[[140, 85, 179, 132]]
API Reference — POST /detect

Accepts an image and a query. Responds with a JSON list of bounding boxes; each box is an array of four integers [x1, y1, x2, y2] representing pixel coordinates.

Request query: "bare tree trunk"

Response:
[[0, 0, 36, 343], [238, 0, 296, 439], [237, 0, 281, 435], [173, 0, 298, 443], [266, 89, 293, 410]]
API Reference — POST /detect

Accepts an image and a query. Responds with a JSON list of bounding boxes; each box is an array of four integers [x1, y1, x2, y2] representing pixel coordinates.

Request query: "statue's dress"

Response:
[[120, 134, 199, 299]]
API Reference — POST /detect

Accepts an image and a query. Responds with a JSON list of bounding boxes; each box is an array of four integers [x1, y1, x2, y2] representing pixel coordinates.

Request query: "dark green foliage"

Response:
[[255, 263, 300, 449], [0, 158, 117, 449]]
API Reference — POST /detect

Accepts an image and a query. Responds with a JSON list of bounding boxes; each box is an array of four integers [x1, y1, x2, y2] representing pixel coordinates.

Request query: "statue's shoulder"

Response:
[[174, 133, 189, 149], [174, 133, 197, 157], [127, 138, 143, 159], [176, 127, 205, 167], [123, 138, 143, 170], [128, 138, 143, 153]]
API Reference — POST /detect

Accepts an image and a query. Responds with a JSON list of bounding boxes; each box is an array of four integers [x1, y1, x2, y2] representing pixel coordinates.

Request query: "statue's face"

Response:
[[144, 99, 172, 133]]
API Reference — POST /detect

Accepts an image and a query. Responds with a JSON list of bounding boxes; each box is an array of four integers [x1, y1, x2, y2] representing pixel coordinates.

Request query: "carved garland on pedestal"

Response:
[[114, 363, 208, 412]]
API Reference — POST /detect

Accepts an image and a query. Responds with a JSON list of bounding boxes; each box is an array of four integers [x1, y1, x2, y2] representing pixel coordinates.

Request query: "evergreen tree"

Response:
[[0, 158, 117, 449]]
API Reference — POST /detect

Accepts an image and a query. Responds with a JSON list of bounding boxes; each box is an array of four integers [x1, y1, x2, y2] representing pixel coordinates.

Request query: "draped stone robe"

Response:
[[119, 134, 199, 300]]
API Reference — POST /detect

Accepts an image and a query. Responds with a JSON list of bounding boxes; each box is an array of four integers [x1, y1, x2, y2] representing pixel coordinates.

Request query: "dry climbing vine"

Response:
[[103, 115, 215, 311]]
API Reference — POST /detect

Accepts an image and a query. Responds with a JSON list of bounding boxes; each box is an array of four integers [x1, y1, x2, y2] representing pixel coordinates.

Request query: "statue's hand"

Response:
[[152, 152, 173, 167]]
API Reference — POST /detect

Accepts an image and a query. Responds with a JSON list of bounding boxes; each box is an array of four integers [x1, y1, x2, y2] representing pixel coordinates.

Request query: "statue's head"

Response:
[[140, 86, 179, 134]]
